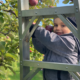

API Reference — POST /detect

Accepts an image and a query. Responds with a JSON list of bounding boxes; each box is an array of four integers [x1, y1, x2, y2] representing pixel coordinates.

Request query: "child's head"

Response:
[[53, 18, 71, 35]]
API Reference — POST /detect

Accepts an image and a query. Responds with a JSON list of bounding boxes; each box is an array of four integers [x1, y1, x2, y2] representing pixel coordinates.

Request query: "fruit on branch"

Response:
[[29, 0, 38, 6], [30, 50, 32, 53], [45, 25, 53, 32]]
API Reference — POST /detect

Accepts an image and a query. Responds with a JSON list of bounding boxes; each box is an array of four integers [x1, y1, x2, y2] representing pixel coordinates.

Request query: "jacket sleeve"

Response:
[[34, 27, 76, 57], [32, 38, 48, 54]]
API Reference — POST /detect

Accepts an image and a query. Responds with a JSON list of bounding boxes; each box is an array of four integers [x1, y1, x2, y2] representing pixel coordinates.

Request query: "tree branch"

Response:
[[3, 10, 18, 18], [0, 29, 16, 35], [0, 1, 18, 18]]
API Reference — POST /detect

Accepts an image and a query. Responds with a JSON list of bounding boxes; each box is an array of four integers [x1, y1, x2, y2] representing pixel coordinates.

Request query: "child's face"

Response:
[[53, 18, 71, 35]]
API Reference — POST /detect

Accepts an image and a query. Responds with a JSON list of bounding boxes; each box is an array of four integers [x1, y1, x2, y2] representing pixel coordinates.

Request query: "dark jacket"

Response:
[[32, 27, 79, 80]]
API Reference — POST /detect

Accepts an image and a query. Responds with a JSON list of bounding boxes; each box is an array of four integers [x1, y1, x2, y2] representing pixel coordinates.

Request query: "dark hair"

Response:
[[67, 17, 77, 28]]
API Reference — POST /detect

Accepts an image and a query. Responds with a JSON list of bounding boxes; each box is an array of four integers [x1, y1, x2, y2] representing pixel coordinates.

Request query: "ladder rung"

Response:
[[22, 6, 74, 17], [23, 60, 80, 72]]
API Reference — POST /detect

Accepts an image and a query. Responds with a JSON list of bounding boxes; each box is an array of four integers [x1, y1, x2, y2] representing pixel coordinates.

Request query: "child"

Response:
[[30, 17, 80, 80]]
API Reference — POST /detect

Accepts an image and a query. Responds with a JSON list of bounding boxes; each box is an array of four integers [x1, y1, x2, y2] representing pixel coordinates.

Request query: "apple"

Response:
[[45, 25, 53, 32], [30, 50, 32, 53], [29, 0, 38, 6], [6, 36, 9, 39]]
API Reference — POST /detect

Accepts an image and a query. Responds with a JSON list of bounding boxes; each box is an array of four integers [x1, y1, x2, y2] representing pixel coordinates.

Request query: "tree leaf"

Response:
[[5, 53, 18, 60], [0, 42, 5, 51], [0, 12, 3, 16], [0, 17, 4, 23], [0, 41, 5, 46], [63, 0, 69, 4], [7, 66, 16, 74]]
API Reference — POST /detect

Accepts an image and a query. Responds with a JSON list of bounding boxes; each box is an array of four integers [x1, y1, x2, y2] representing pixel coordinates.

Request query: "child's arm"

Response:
[[33, 27, 76, 57], [32, 38, 48, 54]]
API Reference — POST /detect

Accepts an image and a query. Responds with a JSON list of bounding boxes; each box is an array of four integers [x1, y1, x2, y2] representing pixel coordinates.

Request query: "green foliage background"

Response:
[[0, 0, 73, 79]]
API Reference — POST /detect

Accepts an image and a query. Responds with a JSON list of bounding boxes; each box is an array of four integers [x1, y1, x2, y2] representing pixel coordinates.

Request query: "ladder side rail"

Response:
[[73, 0, 80, 41], [18, 0, 30, 80], [18, 0, 23, 79], [23, 17, 30, 78]]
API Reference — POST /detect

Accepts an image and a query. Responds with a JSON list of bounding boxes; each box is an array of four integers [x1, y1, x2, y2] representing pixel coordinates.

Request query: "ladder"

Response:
[[18, 0, 80, 80]]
